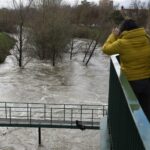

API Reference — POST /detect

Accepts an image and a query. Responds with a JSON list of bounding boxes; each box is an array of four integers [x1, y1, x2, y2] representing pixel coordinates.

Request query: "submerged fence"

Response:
[[108, 55, 150, 150]]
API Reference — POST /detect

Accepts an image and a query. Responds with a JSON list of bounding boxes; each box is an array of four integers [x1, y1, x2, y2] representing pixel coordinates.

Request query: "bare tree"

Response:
[[98, 3, 114, 44], [69, 39, 74, 60], [31, 0, 72, 66], [129, 0, 148, 27], [12, 0, 34, 68], [85, 40, 98, 66], [83, 40, 94, 62]]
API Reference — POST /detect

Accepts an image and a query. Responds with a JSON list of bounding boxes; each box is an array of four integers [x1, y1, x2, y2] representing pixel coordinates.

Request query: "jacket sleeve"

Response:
[[102, 33, 120, 55]]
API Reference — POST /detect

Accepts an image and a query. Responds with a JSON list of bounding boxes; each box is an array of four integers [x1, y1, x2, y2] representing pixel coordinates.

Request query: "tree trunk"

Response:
[[70, 39, 74, 60], [85, 41, 98, 66], [52, 48, 56, 66], [19, 23, 23, 67], [83, 40, 94, 62]]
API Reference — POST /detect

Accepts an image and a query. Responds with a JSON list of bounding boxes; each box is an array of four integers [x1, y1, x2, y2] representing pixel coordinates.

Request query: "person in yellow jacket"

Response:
[[102, 19, 150, 121]]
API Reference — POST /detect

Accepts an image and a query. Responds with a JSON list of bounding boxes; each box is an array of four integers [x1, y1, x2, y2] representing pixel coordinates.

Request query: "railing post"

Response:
[[5, 102, 7, 119], [103, 105, 105, 116], [80, 105, 82, 121], [9, 107, 11, 124], [50, 108, 52, 124], [44, 104, 46, 120], [71, 108, 73, 127], [30, 107, 32, 124], [27, 103, 29, 120], [64, 104, 65, 122], [92, 109, 94, 127]]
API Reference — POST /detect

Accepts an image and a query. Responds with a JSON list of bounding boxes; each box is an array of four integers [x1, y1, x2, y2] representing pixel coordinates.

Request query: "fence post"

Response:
[[50, 108, 52, 124], [27, 103, 29, 120], [5, 102, 7, 119], [9, 107, 11, 124], [71, 108, 73, 127], [44, 104, 46, 120], [64, 104, 65, 122], [80, 105, 82, 121], [92, 109, 94, 127], [30, 107, 32, 124], [103, 105, 105, 116]]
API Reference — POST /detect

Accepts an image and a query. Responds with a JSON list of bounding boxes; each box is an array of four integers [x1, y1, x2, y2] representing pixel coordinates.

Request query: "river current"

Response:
[[0, 40, 109, 150]]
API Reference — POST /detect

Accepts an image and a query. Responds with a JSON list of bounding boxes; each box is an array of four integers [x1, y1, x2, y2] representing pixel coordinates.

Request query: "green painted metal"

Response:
[[0, 102, 107, 130], [108, 55, 150, 150]]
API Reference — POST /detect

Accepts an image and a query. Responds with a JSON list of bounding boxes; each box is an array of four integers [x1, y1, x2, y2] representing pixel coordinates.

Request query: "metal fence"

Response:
[[108, 55, 150, 150], [0, 102, 107, 129]]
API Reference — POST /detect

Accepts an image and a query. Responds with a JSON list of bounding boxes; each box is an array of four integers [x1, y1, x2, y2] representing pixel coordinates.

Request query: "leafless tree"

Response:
[[85, 40, 98, 66], [31, 0, 72, 66], [69, 39, 74, 60], [83, 40, 94, 62], [129, 0, 148, 27], [12, 0, 34, 68]]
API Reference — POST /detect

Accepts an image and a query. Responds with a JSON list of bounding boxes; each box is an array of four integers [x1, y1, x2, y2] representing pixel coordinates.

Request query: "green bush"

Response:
[[0, 33, 16, 63]]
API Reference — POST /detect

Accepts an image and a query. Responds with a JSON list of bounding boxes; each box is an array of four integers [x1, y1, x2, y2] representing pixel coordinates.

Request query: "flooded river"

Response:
[[0, 41, 110, 150]]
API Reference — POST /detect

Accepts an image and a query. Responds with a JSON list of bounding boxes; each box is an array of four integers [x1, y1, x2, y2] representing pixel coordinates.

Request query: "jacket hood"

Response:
[[119, 28, 148, 48], [119, 28, 147, 39]]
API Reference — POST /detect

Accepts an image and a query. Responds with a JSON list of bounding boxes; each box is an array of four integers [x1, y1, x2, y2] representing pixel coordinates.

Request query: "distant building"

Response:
[[99, 0, 113, 8]]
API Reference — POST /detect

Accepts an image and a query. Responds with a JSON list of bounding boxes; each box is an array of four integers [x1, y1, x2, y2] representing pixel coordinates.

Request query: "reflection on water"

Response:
[[0, 45, 109, 150]]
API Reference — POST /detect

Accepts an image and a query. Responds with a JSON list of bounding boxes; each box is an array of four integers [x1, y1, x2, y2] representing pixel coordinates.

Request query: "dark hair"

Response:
[[119, 19, 139, 33]]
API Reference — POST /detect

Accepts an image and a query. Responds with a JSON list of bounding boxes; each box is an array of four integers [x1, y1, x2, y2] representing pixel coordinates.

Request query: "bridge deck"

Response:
[[0, 118, 100, 129]]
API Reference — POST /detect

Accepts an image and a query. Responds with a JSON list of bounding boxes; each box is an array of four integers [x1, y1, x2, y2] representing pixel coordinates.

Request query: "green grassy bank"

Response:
[[0, 33, 16, 63]]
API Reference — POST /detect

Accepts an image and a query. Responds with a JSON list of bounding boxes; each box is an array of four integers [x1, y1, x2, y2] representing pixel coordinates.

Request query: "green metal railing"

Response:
[[108, 55, 150, 150]]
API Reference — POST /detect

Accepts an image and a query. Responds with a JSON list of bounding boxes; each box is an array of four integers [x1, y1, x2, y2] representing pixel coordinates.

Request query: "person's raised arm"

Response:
[[102, 28, 121, 55]]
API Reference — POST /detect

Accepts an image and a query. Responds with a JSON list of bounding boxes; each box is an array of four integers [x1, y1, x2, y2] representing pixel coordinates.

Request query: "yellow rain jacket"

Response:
[[102, 28, 150, 81]]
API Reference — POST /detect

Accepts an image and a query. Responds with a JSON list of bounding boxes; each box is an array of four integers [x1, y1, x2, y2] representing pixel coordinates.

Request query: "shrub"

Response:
[[0, 33, 16, 63]]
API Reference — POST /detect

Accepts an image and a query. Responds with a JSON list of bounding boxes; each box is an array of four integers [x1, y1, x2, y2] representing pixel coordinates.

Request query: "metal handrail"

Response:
[[0, 101, 108, 106], [0, 102, 108, 129], [109, 55, 150, 150]]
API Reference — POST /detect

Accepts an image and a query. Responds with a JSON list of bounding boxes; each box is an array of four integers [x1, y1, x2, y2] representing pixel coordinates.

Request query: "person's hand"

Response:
[[112, 27, 120, 36]]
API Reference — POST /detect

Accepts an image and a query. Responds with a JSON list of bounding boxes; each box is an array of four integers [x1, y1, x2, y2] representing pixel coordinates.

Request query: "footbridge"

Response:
[[0, 102, 107, 145], [0, 102, 107, 129]]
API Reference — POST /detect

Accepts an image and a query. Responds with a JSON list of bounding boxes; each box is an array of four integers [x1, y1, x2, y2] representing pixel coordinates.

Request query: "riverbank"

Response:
[[0, 32, 16, 63]]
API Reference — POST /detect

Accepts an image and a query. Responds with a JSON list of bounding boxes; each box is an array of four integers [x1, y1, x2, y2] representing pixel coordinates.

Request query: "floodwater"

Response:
[[0, 40, 110, 150]]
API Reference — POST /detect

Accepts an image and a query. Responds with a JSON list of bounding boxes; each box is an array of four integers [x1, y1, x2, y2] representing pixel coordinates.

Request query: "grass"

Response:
[[0, 32, 16, 63]]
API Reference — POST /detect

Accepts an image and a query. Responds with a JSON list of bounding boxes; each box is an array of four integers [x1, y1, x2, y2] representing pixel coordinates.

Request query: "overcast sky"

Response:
[[0, 0, 148, 8], [64, 0, 148, 7]]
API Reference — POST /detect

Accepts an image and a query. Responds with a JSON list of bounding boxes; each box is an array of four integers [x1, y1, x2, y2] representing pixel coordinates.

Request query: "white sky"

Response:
[[0, 0, 148, 8], [64, 0, 148, 7]]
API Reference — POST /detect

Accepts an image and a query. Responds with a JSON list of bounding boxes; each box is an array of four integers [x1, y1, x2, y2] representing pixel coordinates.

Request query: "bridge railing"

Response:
[[0, 102, 107, 128], [108, 55, 150, 150]]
